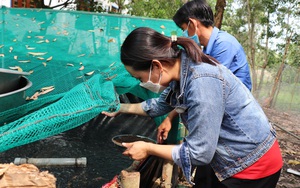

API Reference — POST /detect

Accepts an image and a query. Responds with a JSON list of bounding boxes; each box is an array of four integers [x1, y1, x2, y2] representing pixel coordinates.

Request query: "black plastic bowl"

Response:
[[112, 134, 156, 149]]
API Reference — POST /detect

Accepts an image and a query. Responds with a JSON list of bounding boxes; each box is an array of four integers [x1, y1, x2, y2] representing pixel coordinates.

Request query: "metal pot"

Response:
[[0, 68, 32, 112]]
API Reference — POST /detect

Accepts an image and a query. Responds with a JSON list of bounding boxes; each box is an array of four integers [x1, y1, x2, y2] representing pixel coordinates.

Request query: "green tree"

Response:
[[75, 0, 95, 11], [240, 0, 270, 93], [286, 34, 300, 110], [255, 0, 277, 98], [129, 0, 184, 19], [264, 0, 298, 108], [213, 0, 226, 29], [221, 0, 261, 92]]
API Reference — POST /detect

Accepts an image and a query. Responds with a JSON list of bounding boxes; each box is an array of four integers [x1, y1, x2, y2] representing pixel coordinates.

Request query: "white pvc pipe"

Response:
[[14, 157, 87, 167]]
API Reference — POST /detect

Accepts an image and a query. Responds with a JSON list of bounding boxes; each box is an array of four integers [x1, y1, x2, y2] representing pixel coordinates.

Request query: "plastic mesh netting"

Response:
[[0, 7, 178, 152]]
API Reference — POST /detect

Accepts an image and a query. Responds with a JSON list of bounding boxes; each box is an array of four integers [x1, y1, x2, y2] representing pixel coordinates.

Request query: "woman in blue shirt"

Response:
[[102, 27, 282, 188]]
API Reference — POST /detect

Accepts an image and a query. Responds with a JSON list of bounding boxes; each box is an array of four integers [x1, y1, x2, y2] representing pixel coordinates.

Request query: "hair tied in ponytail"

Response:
[[170, 31, 180, 56]]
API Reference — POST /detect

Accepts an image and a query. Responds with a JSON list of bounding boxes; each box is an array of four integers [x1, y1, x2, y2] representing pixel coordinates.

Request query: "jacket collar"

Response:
[[178, 51, 189, 100]]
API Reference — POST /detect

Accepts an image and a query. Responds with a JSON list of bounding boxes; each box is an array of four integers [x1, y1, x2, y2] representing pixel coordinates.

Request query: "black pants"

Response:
[[221, 169, 281, 188], [193, 165, 281, 188], [193, 165, 226, 188]]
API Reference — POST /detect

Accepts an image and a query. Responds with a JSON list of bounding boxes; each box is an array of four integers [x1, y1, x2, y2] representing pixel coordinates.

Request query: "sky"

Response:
[[0, 0, 10, 7]]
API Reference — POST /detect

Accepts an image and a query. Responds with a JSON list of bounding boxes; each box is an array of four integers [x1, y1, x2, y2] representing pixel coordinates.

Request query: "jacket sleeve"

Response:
[[141, 87, 174, 117]]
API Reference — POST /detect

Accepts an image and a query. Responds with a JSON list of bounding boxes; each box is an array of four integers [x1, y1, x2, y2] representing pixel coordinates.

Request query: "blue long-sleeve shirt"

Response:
[[203, 27, 252, 91]]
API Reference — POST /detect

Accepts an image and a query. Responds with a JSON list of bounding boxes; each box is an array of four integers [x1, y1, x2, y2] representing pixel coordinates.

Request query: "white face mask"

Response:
[[139, 64, 167, 93]]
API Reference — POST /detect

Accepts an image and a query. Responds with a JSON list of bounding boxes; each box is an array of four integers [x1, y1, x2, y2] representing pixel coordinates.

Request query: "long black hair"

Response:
[[121, 27, 218, 71]]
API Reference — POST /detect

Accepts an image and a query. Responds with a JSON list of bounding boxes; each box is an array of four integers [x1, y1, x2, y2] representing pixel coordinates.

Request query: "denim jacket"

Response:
[[141, 51, 276, 184]]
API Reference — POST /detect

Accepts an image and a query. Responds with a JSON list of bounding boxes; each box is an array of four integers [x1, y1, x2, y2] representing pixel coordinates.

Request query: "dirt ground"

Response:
[[263, 108, 300, 188]]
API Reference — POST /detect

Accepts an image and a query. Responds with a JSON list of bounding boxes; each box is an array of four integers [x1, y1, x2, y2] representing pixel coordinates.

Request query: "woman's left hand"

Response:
[[122, 141, 150, 160]]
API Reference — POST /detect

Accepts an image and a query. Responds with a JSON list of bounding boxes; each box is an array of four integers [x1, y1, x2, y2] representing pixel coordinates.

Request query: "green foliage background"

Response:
[[128, 0, 184, 19]]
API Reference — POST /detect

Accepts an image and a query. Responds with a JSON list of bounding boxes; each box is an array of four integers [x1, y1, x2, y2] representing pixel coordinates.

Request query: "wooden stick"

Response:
[[161, 160, 174, 188]]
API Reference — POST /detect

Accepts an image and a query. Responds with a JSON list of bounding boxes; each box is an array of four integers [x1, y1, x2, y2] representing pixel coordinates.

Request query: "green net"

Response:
[[0, 7, 179, 152]]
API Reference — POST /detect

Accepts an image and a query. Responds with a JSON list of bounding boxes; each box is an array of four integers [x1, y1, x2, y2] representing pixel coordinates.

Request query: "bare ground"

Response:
[[263, 108, 300, 188]]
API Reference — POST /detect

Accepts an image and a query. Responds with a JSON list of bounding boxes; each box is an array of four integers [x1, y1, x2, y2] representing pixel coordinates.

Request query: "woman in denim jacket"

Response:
[[102, 27, 282, 188]]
